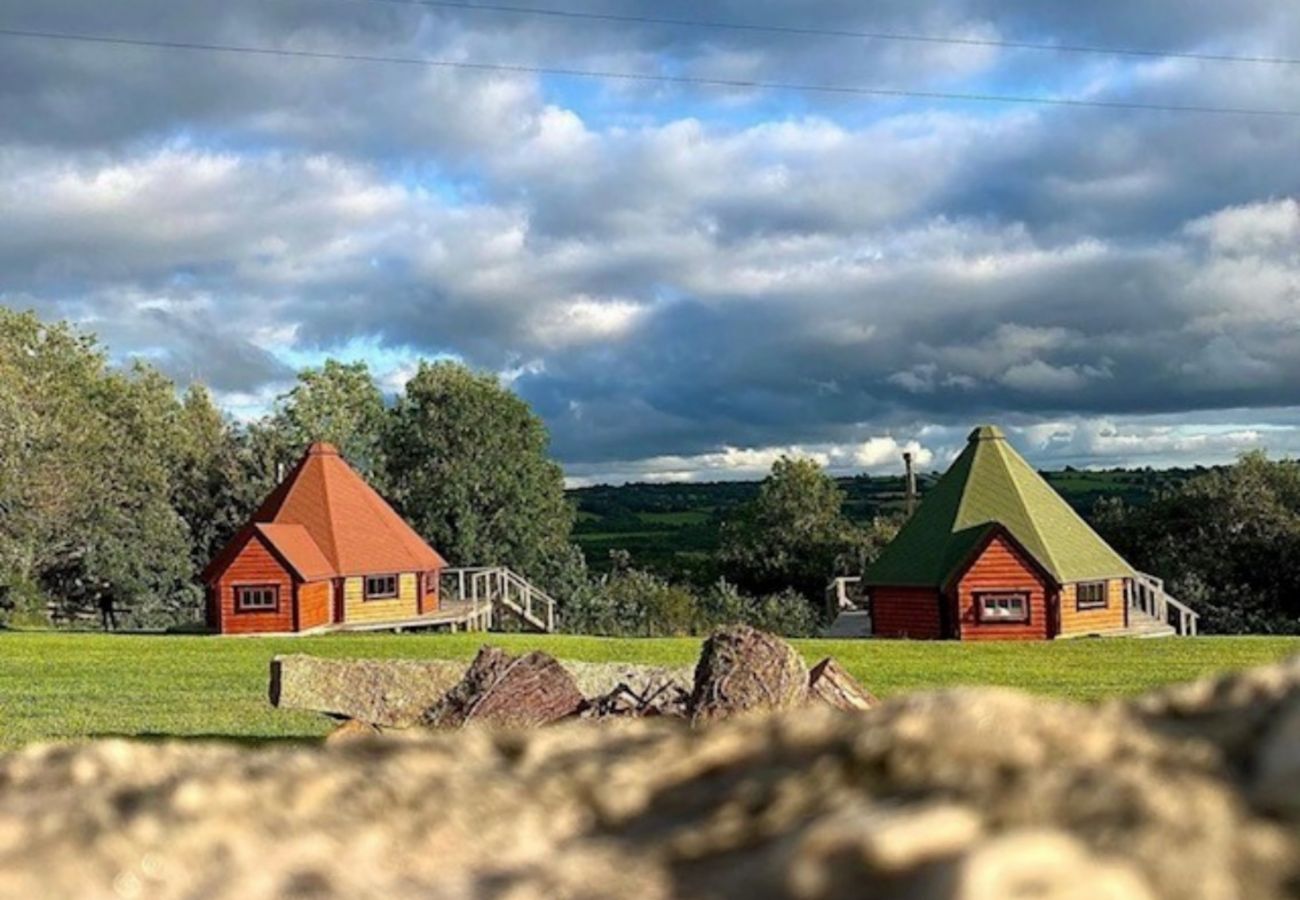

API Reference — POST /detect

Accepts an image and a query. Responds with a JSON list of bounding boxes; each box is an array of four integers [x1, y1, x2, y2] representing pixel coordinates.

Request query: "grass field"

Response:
[[1, 630, 1296, 749]]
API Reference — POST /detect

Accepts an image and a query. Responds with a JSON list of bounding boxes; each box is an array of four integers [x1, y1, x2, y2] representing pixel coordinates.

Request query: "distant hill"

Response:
[[568, 466, 1215, 583]]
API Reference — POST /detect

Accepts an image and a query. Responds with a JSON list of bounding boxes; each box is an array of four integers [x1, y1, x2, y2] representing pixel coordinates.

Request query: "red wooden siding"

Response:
[[214, 533, 294, 635], [871, 586, 943, 639], [298, 580, 332, 631], [955, 533, 1050, 641]]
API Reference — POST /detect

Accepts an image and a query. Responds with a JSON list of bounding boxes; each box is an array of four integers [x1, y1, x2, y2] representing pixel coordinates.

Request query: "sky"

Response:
[[2, 0, 1299, 485]]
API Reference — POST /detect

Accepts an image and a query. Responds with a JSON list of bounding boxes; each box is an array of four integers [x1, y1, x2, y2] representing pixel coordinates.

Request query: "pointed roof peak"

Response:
[[968, 425, 1006, 442], [236, 442, 445, 579], [863, 423, 1133, 588]]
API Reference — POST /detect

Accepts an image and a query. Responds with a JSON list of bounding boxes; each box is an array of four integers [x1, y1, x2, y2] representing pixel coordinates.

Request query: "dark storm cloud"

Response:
[[1, 0, 1298, 477]]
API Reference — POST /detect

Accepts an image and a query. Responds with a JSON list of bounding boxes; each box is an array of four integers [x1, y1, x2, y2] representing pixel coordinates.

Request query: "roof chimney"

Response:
[[903, 451, 918, 518]]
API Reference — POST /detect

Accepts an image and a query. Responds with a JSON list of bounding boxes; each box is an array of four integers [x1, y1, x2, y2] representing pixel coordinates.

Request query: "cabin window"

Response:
[[976, 592, 1029, 624], [364, 574, 398, 600], [1076, 581, 1108, 611], [234, 585, 278, 613]]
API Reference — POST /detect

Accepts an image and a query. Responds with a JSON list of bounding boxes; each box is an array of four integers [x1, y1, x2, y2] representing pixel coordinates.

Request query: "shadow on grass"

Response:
[[85, 733, 323, 748]]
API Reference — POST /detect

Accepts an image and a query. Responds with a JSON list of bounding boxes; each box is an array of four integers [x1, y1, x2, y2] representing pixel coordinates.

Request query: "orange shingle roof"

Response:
[[253, 523, 336, 582], [205, 442, 446, 583]]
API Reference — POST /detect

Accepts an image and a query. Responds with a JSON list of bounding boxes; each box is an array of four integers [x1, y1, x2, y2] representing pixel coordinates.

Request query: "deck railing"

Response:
[[825, 576, 865, 619], [1126, 572, 1199, 636], [441, 566, 556, 633]]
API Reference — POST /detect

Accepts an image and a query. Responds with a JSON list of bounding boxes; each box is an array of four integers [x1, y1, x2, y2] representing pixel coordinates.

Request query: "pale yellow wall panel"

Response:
[[343, 574, 418, 623], [1059, 578, 1126, 635]]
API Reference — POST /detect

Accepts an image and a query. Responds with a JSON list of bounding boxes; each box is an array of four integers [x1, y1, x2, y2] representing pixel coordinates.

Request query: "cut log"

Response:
[[423, 646, 585, 729], [269, 655, 465, 728], [808, 658, 879, 712], [583, 679, 691, 719], [689, 625, 809, 725]]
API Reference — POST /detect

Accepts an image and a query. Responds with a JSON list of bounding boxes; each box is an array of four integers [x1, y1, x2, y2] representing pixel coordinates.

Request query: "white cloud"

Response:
[[852, 437, 933, 470], [530, 297, 648, 347], [5, 0, 1300, 479]]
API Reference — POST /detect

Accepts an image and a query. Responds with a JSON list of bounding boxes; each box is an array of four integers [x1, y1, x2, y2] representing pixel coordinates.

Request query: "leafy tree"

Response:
[[697, 579, 819, 636], [0, 309, 201, 628], [1095, 451, 1300, 634], [569, 561, 702, 639], [385, 361, 579, 592], [269, 360, 389, 489], [746, 587, 821, 637], [719, 455, 891, 601]]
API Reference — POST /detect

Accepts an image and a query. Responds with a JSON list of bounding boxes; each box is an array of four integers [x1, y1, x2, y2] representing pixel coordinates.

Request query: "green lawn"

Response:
[[1, 630, 1296, 749]]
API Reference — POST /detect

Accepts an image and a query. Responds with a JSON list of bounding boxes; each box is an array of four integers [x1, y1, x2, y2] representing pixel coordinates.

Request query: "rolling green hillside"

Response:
[[569, 467, 1210, 581]]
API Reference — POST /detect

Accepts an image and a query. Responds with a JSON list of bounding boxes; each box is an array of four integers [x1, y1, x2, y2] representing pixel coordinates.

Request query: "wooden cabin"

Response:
[[201, 442, 446, 635], [861, 425, 1190, 640]]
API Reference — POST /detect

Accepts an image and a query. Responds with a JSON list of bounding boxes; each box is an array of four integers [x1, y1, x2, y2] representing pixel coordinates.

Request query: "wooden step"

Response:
[[823, 610, 872, 638]]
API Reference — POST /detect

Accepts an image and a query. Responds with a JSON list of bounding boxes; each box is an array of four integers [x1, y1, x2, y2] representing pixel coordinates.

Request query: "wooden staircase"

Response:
[[824, 576, 872, 638], [1125, 572, 1199, 637], [441, 567, 557, 633]]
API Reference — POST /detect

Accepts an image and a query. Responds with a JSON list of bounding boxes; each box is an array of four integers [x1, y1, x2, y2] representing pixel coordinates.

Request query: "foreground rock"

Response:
[[1, 658, 1298, 899], [807, 657, 878, 711], [423, 646, 585, 729], [690, 624, 810, 724], [269, 655, 465, 728]]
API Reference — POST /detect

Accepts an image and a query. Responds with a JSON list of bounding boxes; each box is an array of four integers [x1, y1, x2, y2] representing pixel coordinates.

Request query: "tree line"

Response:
[[1094, 452, 1300, 634], [3, 307, 1295, 635], [0, 308, 884, 635]]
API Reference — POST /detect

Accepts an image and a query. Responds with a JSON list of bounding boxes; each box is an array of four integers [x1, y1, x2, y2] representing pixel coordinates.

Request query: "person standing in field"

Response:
[[98, 594, 118, 631]]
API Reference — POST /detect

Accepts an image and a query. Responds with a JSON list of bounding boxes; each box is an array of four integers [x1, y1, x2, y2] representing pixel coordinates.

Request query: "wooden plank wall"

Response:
[[871, 586, 943, 639], [1058, 579, 1126, 635], [342, 573, 419, 624], [956, 534, 1050, 641], [215, 534, 294, 635], [297, 580, 332, 630]]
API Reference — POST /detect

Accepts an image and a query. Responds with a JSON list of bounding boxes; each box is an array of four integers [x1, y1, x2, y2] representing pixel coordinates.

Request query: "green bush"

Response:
[[0, 576, 51, 628]]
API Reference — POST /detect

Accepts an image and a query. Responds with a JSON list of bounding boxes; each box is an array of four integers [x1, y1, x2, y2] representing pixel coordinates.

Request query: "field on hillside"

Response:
[[2, 631, 1295, 749], [570, 467, 1204, 580]]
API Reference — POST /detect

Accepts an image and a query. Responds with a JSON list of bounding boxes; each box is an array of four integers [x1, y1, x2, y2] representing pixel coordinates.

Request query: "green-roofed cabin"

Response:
[[860, 425, 1196, 640]]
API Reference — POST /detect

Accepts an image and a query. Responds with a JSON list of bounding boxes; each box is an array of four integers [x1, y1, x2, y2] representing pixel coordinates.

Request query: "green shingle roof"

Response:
[[862, 425, 1135, 587]]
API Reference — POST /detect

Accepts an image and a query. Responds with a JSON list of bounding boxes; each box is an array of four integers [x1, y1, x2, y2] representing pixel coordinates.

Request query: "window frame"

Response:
[[234, 584, 280, 614], [974, 591, 1030, 625], [1076, 581, 1109, 611], [364, 574, 399, 601]]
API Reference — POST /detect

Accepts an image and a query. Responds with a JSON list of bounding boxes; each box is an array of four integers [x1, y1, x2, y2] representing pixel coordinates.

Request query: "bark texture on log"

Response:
[[689, 625, 808, 725], [808, 657, 879, 712], [583, 680, 691, 719], [269, 655, 465, 728], [423, 646, 585, 729]]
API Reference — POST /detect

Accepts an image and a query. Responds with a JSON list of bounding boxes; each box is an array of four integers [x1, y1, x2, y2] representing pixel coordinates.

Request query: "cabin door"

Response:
[[939, 592, 958, 639], [332, 580, 345, 624]]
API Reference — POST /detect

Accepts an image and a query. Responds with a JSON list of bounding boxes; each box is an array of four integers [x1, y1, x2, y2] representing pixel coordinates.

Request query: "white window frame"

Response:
[[976, 591, 1030, 624], [1076, 581, 1108, 611], [234, 585, 279, 613], [364, 574, 399, 600]]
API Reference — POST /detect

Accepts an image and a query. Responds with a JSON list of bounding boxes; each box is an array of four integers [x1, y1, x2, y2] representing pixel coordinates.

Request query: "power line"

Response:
[[344, 0, 1300, 67], [3, 27, 1299, 118]]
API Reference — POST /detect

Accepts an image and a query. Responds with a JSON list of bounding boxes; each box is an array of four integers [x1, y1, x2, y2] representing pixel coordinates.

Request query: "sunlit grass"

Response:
[[1, 630, 1295, 749]]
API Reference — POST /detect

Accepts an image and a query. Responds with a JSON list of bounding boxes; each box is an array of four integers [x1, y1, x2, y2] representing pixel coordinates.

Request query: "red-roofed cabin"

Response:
[[201, 442, 446, 635]]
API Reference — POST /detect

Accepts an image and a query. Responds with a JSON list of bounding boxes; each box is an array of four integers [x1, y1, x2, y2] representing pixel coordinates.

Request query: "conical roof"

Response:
[[204, 443, 445, 582], [862, 426, 1134, 587]]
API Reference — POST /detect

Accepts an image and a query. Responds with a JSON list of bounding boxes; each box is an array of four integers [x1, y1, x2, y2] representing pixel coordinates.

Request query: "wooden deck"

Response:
[[326, 599, 491, 634]]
